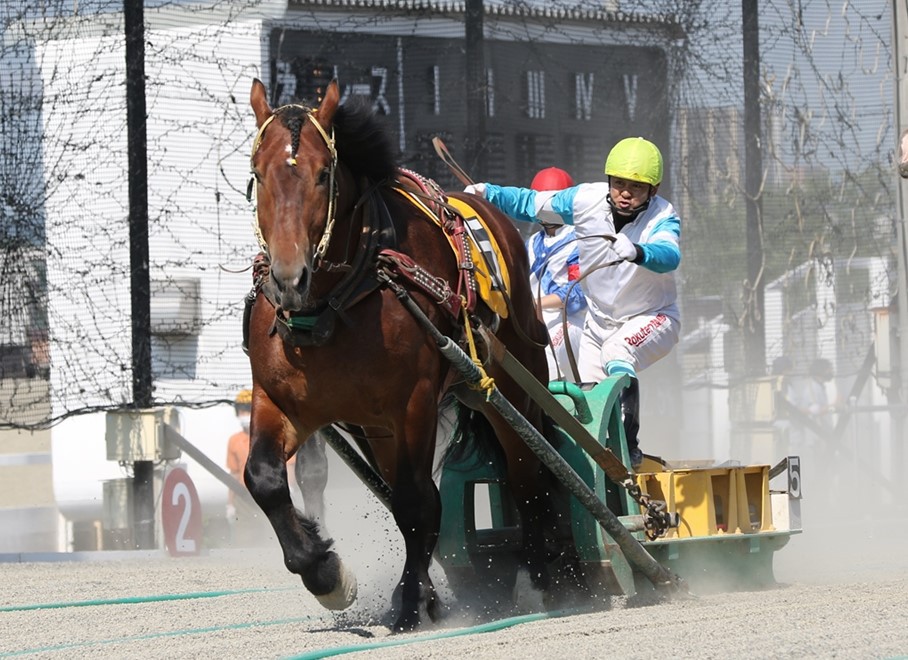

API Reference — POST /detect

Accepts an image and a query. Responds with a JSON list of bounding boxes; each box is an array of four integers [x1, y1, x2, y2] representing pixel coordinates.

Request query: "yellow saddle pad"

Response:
[[394, 189, 511, 318]]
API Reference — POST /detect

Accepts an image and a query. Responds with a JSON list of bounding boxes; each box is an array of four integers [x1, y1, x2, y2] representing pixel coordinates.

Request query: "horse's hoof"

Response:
[[392, 610, 420, 633], [314, 560, 357, 610]]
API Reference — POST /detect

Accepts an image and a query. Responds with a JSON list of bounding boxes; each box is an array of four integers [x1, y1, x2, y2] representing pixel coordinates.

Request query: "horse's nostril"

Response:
[[270, 261, 309, 313]]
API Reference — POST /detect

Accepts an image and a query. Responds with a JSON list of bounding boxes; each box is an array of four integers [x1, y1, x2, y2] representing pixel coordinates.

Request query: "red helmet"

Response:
[[530, 167, 574, 191]]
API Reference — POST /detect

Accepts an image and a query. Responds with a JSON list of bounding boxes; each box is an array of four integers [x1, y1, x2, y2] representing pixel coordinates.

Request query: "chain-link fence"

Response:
[[0, 0, 901, 456]]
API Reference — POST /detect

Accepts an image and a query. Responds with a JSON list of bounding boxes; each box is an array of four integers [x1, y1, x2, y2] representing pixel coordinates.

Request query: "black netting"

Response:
[[0, 0, 899, 434]]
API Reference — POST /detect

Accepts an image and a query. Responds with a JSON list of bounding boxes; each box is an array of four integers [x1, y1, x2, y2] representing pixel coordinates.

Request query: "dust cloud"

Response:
[[773, 434, 908, 586]]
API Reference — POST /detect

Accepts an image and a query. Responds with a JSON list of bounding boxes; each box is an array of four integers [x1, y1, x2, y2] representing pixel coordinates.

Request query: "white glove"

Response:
[[612, 233, 638, 261], [464, 183, 487, 198]]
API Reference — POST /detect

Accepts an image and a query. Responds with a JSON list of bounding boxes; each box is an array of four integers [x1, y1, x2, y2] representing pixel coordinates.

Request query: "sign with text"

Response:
[[268, 29, 669, 190]]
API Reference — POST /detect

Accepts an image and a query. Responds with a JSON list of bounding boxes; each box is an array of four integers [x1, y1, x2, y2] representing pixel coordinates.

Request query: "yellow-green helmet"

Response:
[[604, 137, 663, 186]]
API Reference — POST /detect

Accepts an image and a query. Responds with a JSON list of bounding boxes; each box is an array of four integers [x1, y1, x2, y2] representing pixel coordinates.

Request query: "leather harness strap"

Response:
[[243, 187, 398, 349], [243, 169, 509, 352], [376, 249, 462, 319]]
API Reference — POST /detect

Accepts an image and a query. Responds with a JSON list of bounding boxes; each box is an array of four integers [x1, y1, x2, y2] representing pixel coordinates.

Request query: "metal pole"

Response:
[[742, 0, 766, 376], [464, 0, 487, 181], [125, 0, 151, 406], [890, 0, 908, 468], [320, 427, 394, 510], [163, 424, 260, 511], [125, 0, 154, 550]]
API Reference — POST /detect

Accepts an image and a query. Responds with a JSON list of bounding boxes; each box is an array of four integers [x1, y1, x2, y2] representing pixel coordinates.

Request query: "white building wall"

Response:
[[24, 4, 287, 420], [143, 16, 269, 402], [41, 29, 134, 414], [40, 11, 276, 538]]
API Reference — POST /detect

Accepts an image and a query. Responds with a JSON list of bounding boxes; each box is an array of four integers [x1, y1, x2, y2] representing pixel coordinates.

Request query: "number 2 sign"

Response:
[[162, 467, 202, 557]]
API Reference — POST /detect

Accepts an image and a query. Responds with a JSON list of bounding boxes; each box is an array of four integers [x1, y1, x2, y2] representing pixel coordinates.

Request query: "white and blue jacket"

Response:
[[485, 182, 681, 325]]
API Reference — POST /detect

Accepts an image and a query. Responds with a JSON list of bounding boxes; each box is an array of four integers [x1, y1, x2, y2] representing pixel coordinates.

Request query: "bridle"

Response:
[[248, 105, 339, 270]]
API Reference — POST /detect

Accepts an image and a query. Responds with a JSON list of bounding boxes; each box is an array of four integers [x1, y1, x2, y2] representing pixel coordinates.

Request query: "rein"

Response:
[[248, 105, 339, 269]]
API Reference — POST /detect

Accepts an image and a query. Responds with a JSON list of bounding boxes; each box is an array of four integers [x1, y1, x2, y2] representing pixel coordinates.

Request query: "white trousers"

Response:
[[578, 312, 680, 383], [543, 315, 584, 382]]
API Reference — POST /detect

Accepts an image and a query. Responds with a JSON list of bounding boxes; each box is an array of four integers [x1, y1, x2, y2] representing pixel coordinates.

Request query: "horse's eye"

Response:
[[317, 168, 330, 186]]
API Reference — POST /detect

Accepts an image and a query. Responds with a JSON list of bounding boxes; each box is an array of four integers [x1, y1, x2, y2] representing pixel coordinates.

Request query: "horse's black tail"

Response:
[[438, 393, 562, 476], [439, 397, 506, 474]]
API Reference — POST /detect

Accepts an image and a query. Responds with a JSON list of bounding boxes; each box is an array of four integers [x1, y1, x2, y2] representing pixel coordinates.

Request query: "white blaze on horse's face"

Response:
[[284, 144, 295, 167]]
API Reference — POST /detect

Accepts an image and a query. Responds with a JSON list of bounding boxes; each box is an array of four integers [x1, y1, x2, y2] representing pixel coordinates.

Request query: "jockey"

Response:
[[465, 137, 682, 469], [525, 167, 587, 383]]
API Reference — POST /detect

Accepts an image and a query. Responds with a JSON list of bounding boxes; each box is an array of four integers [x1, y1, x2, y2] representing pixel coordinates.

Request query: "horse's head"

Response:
[[249, 78, 341, 312]]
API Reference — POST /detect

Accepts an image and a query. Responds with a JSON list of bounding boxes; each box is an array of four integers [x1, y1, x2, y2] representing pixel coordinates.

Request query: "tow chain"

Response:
[[621, 477, 679, 541]]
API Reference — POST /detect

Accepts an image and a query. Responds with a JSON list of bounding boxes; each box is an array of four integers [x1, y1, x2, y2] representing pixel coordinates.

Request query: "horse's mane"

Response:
[[276, 94, 398, 184]]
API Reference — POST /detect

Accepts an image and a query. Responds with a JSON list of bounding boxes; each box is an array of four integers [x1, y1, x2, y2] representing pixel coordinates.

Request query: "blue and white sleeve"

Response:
[[639, 216, 681, 273], [484, 184, 578, 226], [483, 185, 539, 224]]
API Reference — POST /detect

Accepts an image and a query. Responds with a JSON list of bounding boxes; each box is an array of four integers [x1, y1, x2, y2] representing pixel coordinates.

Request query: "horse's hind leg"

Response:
[[294, 431, 329, 524], [246, 402, 355, 610]]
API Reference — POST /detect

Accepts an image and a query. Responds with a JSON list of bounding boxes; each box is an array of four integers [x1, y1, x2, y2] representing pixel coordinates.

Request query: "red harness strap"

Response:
[[446, 219, 478, 314], [394, 168, 478, 314], [396, 168, 446, 216]]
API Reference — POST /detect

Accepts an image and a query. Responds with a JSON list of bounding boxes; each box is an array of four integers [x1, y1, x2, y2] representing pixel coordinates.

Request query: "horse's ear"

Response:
[[315, 79, 341, 130], [250, 78, 273, 128]]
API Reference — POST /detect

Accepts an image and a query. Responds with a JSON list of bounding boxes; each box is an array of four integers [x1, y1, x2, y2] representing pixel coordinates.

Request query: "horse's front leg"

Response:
[[390, 445, 442, 631], [376, 388, 443, 632], [246, 398, 356, 610]]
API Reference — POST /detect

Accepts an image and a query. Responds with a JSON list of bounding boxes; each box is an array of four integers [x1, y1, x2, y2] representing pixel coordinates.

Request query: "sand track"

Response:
[[3, 497, 907, 659]]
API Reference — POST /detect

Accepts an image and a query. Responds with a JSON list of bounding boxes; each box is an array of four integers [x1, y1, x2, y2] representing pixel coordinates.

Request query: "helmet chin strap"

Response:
[[606, 192, 652, 224]]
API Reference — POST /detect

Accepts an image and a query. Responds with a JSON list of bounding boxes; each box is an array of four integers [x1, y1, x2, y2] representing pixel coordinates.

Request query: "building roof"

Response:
[[286, 1, 680, 28]]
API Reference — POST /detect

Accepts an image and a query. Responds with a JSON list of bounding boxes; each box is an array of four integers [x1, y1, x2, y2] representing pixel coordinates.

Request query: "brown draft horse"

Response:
[[245, 78, 569, 631]]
